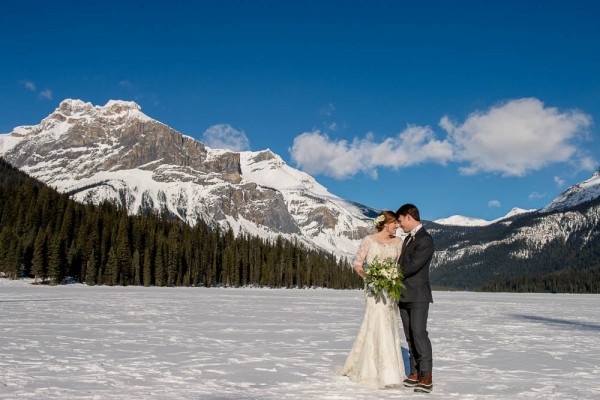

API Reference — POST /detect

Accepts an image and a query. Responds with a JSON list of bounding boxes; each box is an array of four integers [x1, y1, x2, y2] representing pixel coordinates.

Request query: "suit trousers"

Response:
[[399, 301, 432, 374]]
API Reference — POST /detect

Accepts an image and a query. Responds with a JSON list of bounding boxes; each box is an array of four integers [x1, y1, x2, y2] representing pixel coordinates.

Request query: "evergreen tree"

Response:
[[0, 227, 19, 278], [86, 249, 98, 286], [154, 240, 165, 287], [166, 230, 179, 286], [31, 229, 47, 283], [47, 236, 64, 285], [132, 249, 141, 286], [116, 217, 131, 285], [143, 247, 152, 287], [105, 246, 119, 286]]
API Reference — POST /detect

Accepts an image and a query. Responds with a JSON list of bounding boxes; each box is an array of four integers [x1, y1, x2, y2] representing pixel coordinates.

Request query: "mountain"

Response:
[[433, 168, 600, 229], [428, 170, 600, 291], [433, 215, 490, 227], [0, 99, 375, 259], [4, 98, 600, 292], [541, 169, 600, 212], [0, 158, 361, 288], [433, 207, 535, 227]]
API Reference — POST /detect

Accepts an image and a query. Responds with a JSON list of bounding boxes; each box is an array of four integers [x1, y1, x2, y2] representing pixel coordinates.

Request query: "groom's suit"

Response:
[[398, 226, 434, 375]]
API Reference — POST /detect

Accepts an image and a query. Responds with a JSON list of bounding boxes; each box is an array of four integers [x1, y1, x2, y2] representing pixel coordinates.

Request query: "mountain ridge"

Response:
[[0, 99, 375, 260], [434, 207, 536, 227], [541, 169, 600, 212]]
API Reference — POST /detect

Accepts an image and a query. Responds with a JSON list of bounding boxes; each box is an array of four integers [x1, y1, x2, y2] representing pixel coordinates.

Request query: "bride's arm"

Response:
[[353, 237, 371, 279]]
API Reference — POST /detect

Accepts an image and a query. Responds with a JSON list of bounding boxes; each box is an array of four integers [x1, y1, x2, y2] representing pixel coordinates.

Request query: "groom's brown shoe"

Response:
[[403, 372, 419, 387], [414, 371, 433, 393]]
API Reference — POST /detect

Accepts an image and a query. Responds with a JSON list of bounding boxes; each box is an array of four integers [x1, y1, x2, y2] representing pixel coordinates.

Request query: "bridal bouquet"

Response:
[[364, 257, 405, 303]]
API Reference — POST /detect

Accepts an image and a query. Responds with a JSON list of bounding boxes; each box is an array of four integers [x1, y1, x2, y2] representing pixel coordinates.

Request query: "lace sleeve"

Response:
[[396, 238, 403, 260], [353, 237, 371, 269]]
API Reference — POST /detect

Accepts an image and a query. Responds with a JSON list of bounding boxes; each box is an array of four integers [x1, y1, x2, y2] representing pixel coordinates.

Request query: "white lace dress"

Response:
[[339, 235, 405, 388]]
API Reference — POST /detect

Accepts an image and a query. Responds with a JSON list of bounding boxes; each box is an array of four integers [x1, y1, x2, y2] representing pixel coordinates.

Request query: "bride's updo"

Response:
[[374, 210, 397, 231]]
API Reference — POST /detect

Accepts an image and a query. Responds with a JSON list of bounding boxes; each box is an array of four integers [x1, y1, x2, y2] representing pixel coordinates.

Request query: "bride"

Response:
[[339, 210, 405, 388]]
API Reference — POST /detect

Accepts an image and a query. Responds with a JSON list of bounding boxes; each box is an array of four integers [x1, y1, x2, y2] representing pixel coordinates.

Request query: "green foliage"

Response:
[[364, 257, 405, 302], [0, 158, 362, 289]]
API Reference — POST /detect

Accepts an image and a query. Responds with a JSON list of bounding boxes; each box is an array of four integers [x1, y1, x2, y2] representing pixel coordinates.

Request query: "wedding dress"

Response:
[[339, 235, 405, 388]]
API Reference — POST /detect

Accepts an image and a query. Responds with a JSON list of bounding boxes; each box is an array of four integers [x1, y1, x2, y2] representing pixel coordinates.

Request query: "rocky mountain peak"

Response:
[[57, 99, 94, 114], [104, 99, 142, 113], [57, 99, 142, 115], [0, 99, 375, 259], [2, 99, 242, 185], [251, 149, 278, 163], [541, 169, 600, 212], [53, 99, 148, 124]]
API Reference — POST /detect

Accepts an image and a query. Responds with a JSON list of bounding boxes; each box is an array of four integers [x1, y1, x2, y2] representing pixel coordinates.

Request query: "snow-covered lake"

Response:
[[1, 279, 599, 399]]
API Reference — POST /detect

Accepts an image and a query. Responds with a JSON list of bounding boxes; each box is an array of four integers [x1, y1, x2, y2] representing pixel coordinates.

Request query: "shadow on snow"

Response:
[[510, 314, 600, 332]]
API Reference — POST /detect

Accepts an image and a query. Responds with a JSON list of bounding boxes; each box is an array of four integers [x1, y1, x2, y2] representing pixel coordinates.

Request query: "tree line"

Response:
[[476, 266, 600, 293], [0, 158, 362, 289]]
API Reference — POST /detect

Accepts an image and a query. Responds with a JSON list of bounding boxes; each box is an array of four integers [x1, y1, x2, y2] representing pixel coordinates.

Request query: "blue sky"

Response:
[[2, 0, 599, 220]]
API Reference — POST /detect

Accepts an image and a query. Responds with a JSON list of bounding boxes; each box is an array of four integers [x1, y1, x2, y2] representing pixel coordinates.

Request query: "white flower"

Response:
[[364, 257, 405, 303]]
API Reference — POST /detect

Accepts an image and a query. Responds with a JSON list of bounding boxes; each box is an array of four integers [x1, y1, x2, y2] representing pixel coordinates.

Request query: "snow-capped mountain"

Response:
[[434, 207, 535, 227], [429, 197, 600, 289], [541, 169, 600, 212], [428, 169, 600, 289], [433, 215, 490, 227], [433, 167, 600, 229], [0, 99, 376, 259]]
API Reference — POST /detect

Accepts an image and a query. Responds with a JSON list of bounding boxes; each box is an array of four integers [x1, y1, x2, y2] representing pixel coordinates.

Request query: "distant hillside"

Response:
[[427, 198, 600, 293]]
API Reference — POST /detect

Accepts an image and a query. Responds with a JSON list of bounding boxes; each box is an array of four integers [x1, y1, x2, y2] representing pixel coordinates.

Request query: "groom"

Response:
[[396, 204, 434, 393]]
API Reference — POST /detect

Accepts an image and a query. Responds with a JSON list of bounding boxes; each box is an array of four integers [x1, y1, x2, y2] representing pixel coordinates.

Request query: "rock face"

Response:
[[4, 99, 241, 183], [0, 99, 376, 259]]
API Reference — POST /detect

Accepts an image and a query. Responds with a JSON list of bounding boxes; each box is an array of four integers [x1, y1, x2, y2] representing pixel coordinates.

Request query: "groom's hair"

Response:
[[396, 204, 420, 221]]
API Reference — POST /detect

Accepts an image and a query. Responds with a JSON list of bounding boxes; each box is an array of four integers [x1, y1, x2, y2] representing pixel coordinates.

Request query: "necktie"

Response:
[[405, 234, 413, 247]]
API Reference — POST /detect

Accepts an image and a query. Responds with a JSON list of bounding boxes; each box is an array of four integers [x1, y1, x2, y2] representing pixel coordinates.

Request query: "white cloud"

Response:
[[488, 200, 501, 208], [441, 98, 592, 176], [575, 156, 598, 171], [319, 103, 335, 116], [328, 122, 338, 131], [22, 80, 36, 91], [291, 97, 594, 180], [202, 124, 250, 151], [39, 89, 53, 100], [289, 126, 453, 179], [20, 80, 54, 101], [554, 176, 565, 187], [528, 191, 545, 200], [119, 80, 133, 89]]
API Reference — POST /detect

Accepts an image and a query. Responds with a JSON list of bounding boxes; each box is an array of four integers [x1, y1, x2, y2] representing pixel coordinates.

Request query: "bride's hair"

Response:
[[375, 210, 397, 231]]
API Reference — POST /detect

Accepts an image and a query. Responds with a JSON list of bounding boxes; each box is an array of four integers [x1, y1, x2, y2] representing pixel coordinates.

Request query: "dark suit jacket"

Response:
[[398, 227, 434, 303]]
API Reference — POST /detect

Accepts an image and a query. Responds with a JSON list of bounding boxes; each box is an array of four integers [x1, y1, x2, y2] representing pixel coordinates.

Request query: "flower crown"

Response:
[[374, 215, 386, 226]]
